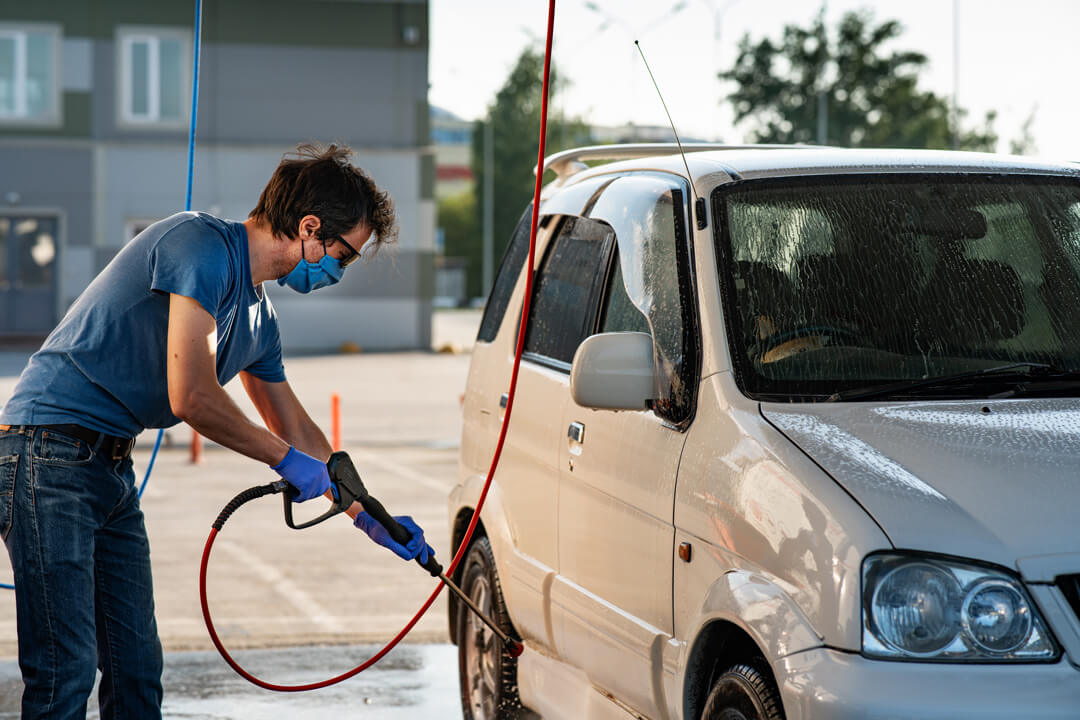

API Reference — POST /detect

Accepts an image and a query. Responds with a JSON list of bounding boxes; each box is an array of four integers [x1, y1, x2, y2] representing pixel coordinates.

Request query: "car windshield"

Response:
[[715, 174, 1080, 400]]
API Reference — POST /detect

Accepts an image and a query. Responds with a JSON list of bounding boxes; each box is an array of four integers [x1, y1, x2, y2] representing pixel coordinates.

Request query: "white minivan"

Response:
[[448, 145, 1080, 719]]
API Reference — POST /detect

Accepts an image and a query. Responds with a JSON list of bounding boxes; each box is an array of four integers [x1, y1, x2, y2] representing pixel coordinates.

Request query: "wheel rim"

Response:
[[463, 573, 499, 719]]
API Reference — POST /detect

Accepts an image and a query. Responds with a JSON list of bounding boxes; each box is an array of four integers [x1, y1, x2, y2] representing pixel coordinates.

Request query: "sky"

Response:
[[429, 0, 1080, 159]]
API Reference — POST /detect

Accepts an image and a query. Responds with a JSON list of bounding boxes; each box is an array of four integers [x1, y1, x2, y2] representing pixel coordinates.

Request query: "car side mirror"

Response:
[[570, 332, 655, 411]]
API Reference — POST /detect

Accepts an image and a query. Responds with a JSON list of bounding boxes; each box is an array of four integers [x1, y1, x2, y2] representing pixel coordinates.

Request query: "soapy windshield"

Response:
[[717, 174, 1080, 400]]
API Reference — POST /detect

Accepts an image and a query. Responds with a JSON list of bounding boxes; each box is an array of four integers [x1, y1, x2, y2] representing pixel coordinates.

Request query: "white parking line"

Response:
[[349, 449, 452, 494], [214, 539, 340, 634]]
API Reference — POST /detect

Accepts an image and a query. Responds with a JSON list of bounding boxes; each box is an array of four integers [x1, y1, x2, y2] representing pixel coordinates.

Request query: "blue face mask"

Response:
[[277, 254, 344, 293]]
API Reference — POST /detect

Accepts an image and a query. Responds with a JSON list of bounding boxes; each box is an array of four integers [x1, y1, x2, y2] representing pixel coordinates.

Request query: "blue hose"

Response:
[[138, 0, 203, 501], [137, 427, 165, 498], [184, 0, 203, 214]]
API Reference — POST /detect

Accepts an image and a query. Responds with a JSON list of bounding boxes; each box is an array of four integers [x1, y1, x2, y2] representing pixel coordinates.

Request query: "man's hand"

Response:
[[271, 446, 331, 502], [354, 512, 434, 563]]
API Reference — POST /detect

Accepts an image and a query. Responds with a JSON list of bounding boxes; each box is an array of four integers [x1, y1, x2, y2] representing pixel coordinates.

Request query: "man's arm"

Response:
[[237, 318, 432, 557], [238, 372, 332, 463], [166, 293, 290, 465], [240, 370, 361, 516]]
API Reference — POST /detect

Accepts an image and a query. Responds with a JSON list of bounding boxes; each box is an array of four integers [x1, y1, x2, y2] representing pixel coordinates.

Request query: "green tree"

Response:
[[437, 190, 477, 281], [456, 48, 590, 299], [720, 10, 997, 151], [1010, 106, 1038, 155]]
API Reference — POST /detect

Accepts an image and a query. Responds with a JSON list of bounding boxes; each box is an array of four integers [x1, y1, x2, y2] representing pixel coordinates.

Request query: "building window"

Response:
[[118, 27, 189, 127], [0, 24, 61, 125]]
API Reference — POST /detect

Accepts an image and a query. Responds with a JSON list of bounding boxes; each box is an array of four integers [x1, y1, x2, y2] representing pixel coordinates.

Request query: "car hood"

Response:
[[760, 399, 1080, 571]]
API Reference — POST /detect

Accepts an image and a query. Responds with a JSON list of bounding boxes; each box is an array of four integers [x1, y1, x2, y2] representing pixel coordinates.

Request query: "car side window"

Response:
[[588, 174, 698, 426], [524, 216, 615, 367], [477, 204, 533, 343], [601, 255, 650, 334]]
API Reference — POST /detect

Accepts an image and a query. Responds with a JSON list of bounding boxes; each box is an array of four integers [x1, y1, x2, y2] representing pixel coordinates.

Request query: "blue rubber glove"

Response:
[[270, 447, 331, 503], [353, 512, 434, 563]]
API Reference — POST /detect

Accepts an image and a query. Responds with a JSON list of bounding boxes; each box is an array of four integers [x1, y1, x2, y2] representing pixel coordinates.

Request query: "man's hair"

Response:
[[250, 143, 397, 254]]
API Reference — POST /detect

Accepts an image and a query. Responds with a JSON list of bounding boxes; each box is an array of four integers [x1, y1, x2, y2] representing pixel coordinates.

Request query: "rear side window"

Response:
[[477, 204, 533, 343], [524, 216, 614, 366]]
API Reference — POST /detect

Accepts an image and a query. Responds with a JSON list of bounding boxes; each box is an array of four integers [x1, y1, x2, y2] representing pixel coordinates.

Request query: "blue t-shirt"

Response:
[[1, 212, 285, 437]]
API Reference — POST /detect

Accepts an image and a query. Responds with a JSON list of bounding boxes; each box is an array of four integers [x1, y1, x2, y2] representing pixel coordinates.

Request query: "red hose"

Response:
[[198, 0, 557, 691]]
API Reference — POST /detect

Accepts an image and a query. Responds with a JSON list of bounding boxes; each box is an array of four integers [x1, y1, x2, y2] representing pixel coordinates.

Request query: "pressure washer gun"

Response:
[[275, 451, 523, 657], [280, 452, 441, 573]]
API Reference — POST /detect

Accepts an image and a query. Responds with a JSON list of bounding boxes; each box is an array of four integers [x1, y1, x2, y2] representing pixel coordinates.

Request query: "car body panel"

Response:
[[551, 148, 1080, 199], [669, 564, 825, 720], [687, 197, 734, 381], [449, 465, 558, 653], [776, 647, 1080, 719], [674, 371, 891, 651], [550, 576, 674, 719], [454, 219, 564, 654], [557, 407, 682, 631], [518, 646, 643, 720], [1027, 584, 1080, 667], [761, 399, 1080, 569], [494, 360, 567, 565], [554, 402, 685, 719]]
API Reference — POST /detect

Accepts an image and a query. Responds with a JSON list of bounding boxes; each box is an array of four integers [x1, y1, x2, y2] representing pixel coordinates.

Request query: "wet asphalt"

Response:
[[0, 643, 461, 718]]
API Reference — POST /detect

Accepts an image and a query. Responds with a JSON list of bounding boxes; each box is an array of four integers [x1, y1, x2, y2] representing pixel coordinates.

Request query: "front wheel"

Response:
[[457, 536, 534, 720], [700, 662, 785, 720]]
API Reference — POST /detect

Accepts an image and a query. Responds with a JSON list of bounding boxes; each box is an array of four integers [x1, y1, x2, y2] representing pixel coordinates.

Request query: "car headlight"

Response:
[[862, 553, 1058, 661]]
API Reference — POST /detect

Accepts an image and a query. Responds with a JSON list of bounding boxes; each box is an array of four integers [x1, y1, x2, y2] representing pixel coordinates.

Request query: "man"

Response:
[[0, 144, 431, 719]]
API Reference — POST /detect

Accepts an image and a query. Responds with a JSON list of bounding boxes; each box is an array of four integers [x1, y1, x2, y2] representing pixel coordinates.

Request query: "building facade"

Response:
[[0, 0, 434, 351], [431, 105, 473, 200]]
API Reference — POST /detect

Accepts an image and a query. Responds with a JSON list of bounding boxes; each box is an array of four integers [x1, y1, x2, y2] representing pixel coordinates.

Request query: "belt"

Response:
[[0, 423, 135, 461]]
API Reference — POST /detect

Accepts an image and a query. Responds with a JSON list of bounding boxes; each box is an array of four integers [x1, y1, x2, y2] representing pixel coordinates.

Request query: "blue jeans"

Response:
[[0, 426, 163, 719]]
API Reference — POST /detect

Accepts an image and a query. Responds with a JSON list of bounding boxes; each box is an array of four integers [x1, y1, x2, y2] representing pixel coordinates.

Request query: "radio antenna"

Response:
[[635, 40, 706, 228]]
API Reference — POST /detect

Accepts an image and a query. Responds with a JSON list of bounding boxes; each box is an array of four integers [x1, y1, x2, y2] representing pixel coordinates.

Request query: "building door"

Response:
[[0, 214, 58, 334]]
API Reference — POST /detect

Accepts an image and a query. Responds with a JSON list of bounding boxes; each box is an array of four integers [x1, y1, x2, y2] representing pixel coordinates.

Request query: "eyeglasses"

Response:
[[322, 234, 361, 268]]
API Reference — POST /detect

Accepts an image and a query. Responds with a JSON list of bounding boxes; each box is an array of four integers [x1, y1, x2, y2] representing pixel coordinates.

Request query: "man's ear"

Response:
[[297, 214, 322, 239]]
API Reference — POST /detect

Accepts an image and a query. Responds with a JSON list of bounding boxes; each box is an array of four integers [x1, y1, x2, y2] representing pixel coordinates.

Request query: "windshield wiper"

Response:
[[828, 362, 1080, 402]]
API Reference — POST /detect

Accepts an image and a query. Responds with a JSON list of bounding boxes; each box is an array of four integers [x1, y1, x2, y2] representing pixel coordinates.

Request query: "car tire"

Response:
[[700, 662, 785, 720], [457, 535, 535, 720]]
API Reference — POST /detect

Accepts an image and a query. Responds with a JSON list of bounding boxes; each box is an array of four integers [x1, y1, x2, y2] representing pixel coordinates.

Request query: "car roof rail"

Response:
[[538, 143, 812, 181]]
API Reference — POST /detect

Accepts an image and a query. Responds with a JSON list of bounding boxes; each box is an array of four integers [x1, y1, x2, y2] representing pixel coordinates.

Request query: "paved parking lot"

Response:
[[0, 310, 483, 660], [0, 644, 460, 719]]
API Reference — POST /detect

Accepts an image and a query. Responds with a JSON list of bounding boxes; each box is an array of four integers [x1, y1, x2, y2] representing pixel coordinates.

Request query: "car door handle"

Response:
[[568, 422, 585, 444], [499, 393, 509, 409]]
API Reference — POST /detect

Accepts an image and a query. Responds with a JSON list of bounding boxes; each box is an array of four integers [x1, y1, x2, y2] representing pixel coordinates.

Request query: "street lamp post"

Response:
[[817, 0, 829, 145], [482, 117, 494, 298], [952, 0, 960, 150], [697, 0, 741, 140]]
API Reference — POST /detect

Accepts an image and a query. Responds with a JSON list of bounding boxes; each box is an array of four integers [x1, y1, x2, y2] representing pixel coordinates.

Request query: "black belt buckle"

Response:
[[44, 424, 134, 461], [109, 436, 135, 461]]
